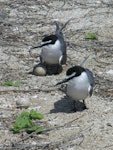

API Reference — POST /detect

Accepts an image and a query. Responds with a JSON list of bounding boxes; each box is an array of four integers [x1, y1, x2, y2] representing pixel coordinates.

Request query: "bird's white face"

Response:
[[41, 40, 52, 46], [42, 40, 61, 51], [71, 72, 89, 83], [66, 72, 76, 80]]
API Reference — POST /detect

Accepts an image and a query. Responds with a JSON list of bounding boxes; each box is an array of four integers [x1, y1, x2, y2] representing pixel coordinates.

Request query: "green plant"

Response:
[[2, 81, 21, 86], [10, 110, 44, 133], [85, 32, 97, 40], [30, 109, 44, 120]]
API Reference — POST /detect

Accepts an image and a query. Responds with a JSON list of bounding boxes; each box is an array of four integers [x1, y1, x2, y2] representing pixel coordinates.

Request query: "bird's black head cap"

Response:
[[66, 66, 85, 79], [55, 66, 85, 86], [42, 35, 58, 46]]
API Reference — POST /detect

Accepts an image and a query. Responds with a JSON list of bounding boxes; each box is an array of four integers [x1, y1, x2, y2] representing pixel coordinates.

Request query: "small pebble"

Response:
[[16, 98, 30, 109], [107, 123, 112, 127]]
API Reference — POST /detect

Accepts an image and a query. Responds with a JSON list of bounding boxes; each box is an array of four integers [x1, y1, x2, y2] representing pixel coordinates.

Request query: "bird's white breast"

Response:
[[41, 40, 62, 64], [67, 72, 90, 101]]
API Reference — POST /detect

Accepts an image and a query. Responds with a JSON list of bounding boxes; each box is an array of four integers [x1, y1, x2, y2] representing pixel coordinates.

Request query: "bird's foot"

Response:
[[72, 100, 87, 112]]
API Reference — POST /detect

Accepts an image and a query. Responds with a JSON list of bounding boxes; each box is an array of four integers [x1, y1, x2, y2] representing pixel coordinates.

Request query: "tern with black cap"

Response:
[[56, 65, 94, 111], [31, 19, 71, 67]]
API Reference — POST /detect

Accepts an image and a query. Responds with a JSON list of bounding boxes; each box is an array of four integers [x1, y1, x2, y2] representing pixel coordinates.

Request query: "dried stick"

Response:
[[0, 87, 59, 93], [80, 54, 91, 66]]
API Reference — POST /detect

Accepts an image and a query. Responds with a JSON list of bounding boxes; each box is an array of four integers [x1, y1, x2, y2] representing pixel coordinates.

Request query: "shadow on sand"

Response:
[[50, 96, 87, 113]]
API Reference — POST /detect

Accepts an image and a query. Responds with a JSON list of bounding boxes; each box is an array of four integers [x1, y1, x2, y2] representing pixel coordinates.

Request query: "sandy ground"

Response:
[[0, 0, 113, 149]]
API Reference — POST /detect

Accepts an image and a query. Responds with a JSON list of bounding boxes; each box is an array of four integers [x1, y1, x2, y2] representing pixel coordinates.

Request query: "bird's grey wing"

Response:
[[85, 69, 94, 96], [54, 21, 68, 64], [59, 53, 67, 64], [40, 55, 43, 63], [58, 39, 67, 64], [54, 20, 67, 52], [55, 31, 67, 64]]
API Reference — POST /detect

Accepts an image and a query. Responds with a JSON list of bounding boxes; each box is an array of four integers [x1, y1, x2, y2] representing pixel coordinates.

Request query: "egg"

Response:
[[33, 63, 46, 76]]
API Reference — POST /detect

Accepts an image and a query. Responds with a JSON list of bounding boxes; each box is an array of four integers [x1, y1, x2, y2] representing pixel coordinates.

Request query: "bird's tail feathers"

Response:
[[54, 18, 72, 35]]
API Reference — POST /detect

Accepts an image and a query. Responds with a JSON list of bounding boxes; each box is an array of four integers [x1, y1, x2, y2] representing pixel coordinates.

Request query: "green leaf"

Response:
[[26, 126, 43, 134], [85, 32, 97, 40], [16, 116, 32, 128], [2, 81, 21, 86], [11, 116, 33, 133], [21, 111, 30, 118], [10, 124, 22, 132], [10, 110, 44, 133], [14, 82, 21, 86], [30, 109, 44, 120]]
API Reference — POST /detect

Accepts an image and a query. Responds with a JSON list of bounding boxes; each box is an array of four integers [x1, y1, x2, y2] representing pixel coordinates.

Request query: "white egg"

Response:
[[33, 64, 46, 76]]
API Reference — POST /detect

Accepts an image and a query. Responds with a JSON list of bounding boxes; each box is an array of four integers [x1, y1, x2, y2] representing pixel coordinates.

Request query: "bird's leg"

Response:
[[71, 100, 77, 112], [72, 100, 83, 112], [83, 100, 87, 109], [56, 64, 63, 74], [83, 99, 85, 105], [55, 64, 59, 74], [72, 100, 87, 112], [75, 101, 84, 111]]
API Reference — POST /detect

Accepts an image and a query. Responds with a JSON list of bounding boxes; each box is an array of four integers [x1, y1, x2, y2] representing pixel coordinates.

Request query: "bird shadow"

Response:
[[50, 96, 87, 114]]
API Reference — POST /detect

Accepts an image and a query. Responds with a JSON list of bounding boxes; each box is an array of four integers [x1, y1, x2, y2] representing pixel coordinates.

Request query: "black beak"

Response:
[[30, 45, 42, 49], [55, 78, 68, 86], [29, 45, 42, 56]]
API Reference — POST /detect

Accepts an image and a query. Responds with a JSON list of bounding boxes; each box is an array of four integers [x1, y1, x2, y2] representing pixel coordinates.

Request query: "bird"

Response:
[[56, 65, 94, 111], [31, 19, 71, 66]]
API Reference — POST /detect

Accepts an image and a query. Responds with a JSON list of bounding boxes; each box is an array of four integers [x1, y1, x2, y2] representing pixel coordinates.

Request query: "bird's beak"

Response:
[[55, 78, 68, 86], [30, 45, 42, 49], [29, 45, 42, 56]]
